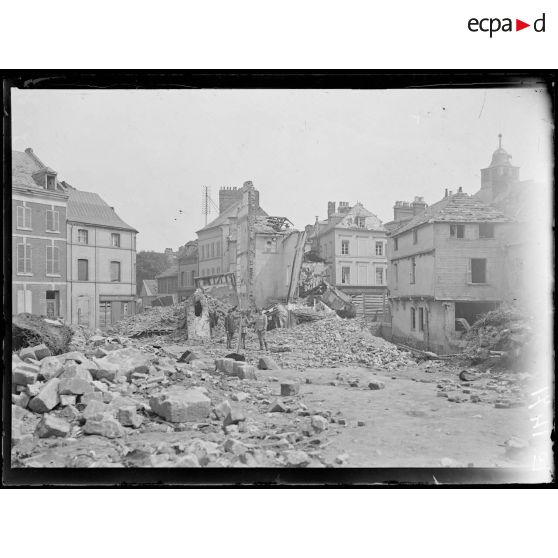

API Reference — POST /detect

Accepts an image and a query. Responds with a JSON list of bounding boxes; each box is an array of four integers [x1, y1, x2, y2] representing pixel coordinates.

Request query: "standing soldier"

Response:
[[224, 309, 236, 349], [255, 308, 269, 351], [239, 311, 248, 350]]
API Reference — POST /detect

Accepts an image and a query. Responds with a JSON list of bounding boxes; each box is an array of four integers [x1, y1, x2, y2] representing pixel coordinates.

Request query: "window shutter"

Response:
[[46, 211, 52, 231], [54, 246, 60, 274], [54, 211, 59, 231], [46, 245, 51, 274], [467, 259, 472, 283], [25, 206, 32, 228], [17, 244, 24, 272], [25, 245, 31, 273], [17, 206, 23, 227]]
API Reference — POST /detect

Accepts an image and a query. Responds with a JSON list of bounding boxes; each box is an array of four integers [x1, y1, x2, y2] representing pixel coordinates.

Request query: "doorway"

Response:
[[46, 290, 60, 318]]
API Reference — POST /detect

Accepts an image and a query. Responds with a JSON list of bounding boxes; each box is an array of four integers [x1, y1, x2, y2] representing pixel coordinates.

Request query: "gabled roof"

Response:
[[393, 192, 508, 236], [196, 199, 268, 233], [156, 265, 178, 279], [142, 280, 158, 297], [316, 203, 385, 237], [12, 150, 66, 194], [66, 188, 138, 232]]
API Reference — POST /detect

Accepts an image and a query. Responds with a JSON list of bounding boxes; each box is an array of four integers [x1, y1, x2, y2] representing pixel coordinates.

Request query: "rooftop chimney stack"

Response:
[[411, 195, 427, 216], [219, 185, 243, 214], [327, 201, 336, 218]]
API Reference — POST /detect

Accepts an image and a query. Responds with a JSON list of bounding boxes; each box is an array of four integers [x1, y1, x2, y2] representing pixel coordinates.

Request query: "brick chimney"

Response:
[[327, 201, 336, 218], [393, 201, 413, 222], [411, 196, 427, 216], [219, 186, 243, 214]]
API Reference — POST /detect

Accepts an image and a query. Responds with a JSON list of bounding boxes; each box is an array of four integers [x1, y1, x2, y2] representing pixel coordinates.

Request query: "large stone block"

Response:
[[221, 358, 236, 375], [59, 377, 94, 395], [83, 417, 124, 438], [39, 356, 64, 381], [13, 365, 39, 386], [281, 381, 300, 396], [90, 358, 120, 381], [233, 362, 257, 380], [83, 400, 110, 421], [28, 378, 61, 413], [35, 415, 71, 438], [258, 356, 280, 370], [98, 348, 152, 381], [33, 344, 52, 361], [60, 362, 94, 382], [149, 388, 211, 422], [117, 406, 143, 428]]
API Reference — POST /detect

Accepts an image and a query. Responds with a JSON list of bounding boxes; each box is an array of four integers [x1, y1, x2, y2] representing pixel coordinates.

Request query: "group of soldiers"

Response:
[[224, 307, 269, 351]]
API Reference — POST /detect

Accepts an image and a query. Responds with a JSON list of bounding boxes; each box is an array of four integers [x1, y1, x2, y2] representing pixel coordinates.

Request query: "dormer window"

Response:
[[356, 217, 366, 228], [46, 175, 56, 190]]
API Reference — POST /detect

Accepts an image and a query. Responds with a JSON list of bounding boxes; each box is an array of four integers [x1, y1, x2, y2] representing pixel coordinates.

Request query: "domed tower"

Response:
[[478, 134, 520, 203]]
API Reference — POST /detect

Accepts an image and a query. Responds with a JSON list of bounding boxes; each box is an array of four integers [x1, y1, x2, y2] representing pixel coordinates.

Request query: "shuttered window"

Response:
[[46, 210, 60, 232], [78, 259, 89, 281], [17, 206, 32, 229], [17, 244, 32, 273], [410, 257, 416, 284], [410, 307, 416, 330], [110, 261, 121, 282], [46, 245, 60, 275]]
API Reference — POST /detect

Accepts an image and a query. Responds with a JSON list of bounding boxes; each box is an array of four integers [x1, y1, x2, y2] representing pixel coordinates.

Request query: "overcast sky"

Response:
[[11, 87, 552, 251]]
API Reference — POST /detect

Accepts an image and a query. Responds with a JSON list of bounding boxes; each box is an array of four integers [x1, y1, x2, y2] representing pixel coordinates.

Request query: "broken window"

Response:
[[469, 258, 487, 283], [479, 223, 495, 238], [450, 224, 465, 239], [410, 307, 416, 330], [78, 259, 89, 281], [341, 240, 349, 255], [194, 300, 203, 316], [341, 266, 351, 284], [265, 238, 277, 253], [110, 261, 121, 282], [78, 229, 89, 244], [46, 210, 59, 232], [418, 307, 424, 331], [375, 267, 384, 285], [375, 241, 383, 256], [410, 257, 416, 284], [413, 229, 418, 244]]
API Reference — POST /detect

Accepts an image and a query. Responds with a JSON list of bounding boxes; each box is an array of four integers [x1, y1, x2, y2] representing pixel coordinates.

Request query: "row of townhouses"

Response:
[[12, 148, 138, 330]]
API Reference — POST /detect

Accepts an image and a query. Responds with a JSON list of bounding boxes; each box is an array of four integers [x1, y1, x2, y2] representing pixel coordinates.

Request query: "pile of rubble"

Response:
[[463, 305, 533, 368], [12, 313, 73, 355], [266, 316, 415, 369], [11, 333, 350, 468], [110, 303, 187, 337]]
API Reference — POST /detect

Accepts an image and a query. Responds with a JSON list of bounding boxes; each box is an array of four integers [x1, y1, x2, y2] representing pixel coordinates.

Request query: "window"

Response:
[[211, 243, 215, 258], [356, 217, 366, 228], [17, 205, 32, 229], [46, 175, 56, 191], [341, 266, 351, 284], [410, 307, 416, 330], [191, 270, 196, 284], [450, 224, 465, 239], [111, 233, 121, 247], [46, 245, 60, 275], [216, 266, 220, 274], [394, 237, 398, 251], [413, 229, 418, 244], [110, 261, 121, 282], [394, 263, 398, 288], [265, 238, 277, 253], [375, 242, 383, 256], [479, 223, 494, 239], [217, 241, 221, 257], [469, 258, 487, 284], [17, 244, 32, 274], [410, 257, 416, 284], [211, 267, 215, 276], [341, 240, 349, 255], [46, 210, 59, 232], [78, 229, 89, 244], [418, 307, 424, 331], [78, 259, 89, 281], [181, 271, 185, 286], [375, 267, 384, 285]]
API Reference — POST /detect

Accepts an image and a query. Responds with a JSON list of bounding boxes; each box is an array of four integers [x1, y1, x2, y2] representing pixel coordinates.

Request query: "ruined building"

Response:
[[387, 188, 511, 354], [195, 181, 305, 309], [307, 201, 388, 317], [177, 240, 199, 301]]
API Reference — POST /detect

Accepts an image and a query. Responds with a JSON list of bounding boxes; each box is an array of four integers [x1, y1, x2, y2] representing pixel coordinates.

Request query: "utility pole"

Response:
[[202, 185, 210, 225]]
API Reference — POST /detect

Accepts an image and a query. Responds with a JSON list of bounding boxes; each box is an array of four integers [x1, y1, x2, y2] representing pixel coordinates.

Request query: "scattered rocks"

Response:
[[35, 415, 71, 438], [258, 356, 280, 370], [283, 450, 310, 468], [28, 378, 61, 413], [311, 415, 328, 433], [83, 417, 125, 438], [281, 381, 300, 396], [268, 399, 288, 413], [368, 380, 385, 390], [223, 405, 246, 426], [149, 388, 211, 422]]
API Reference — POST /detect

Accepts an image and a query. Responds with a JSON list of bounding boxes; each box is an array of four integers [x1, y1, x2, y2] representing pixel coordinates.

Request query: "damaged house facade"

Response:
[[387, 188, 511, 355], [308, 201, 388, 317], [177, 240, 199, 301], [195, 181, 306, 309]]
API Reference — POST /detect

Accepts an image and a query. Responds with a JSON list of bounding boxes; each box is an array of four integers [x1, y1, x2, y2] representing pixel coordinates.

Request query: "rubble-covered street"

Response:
[[11, 306, 540, 469]]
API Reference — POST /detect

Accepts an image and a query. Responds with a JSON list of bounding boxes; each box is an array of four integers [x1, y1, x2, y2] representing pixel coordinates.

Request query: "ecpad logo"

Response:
[[468, 13, 546, 37]]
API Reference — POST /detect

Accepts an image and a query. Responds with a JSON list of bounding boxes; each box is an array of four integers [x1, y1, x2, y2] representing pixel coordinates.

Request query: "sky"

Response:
[[11, 87, 553, 252]]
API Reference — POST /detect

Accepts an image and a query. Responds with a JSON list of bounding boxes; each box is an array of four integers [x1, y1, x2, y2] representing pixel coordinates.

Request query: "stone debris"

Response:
[[28, 378, 61, 413], [35, 415, 71, 438], [84, 417, 125, 438], [368, 380, 385, 390], [149, 388, 211, 422], [281, 381, 300, 396]]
